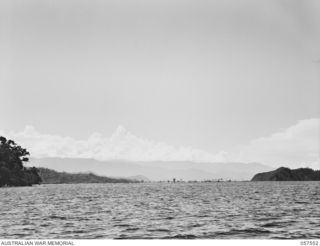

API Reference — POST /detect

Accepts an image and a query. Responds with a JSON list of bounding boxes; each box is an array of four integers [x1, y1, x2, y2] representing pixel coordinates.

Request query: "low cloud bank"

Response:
[[236, 119, 319, 169], [0, 125, 227, 162], [0, 118, 318, 169]]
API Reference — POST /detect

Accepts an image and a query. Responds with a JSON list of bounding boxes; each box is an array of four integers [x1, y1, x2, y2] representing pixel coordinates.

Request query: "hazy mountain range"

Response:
[[27, 157, 273, 181]]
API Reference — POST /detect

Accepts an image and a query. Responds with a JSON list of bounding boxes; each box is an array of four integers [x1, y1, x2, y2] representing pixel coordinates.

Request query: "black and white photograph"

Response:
[[0, 0, 319, 242]]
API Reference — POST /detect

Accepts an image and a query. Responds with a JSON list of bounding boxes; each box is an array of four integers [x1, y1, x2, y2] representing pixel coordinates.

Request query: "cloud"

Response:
[[0, 125, 227, 163], [236, 118, 320, 169], [0, 119, 319, 169]]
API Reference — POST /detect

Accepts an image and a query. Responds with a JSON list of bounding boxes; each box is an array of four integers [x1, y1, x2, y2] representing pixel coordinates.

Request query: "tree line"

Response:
[[0, 136, 42, 187]]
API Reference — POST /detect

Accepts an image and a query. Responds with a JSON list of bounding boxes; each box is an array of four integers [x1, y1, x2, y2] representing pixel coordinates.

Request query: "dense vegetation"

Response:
[[38, 168, 140, 184], [0, 136, 42, 187], [251, 167, 320, 181]]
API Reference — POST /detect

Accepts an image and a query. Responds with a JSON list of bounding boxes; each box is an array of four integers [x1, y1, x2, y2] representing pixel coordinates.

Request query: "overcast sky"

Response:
[[0, 0, 319, 168]]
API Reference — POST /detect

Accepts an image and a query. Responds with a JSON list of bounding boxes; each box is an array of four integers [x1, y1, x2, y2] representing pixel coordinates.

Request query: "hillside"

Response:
[[38, 168, 140, 184], [0, 136, 41, 187], [251, 167, 320, 181]]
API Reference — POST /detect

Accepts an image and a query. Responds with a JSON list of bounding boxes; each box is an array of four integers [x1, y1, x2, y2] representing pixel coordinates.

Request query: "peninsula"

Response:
[[251, 167, 320, 181], [38, 167, 140, 184]]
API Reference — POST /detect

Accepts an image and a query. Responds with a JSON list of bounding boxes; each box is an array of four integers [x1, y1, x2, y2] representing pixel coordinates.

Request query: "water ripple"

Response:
[[0, 182, 319, 239]]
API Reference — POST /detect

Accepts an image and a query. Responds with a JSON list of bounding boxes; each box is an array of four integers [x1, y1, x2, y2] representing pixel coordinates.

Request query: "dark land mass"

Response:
[[251, 167, 320, 181], [0, 136, 41, 187], [38, 167, 141, 184]]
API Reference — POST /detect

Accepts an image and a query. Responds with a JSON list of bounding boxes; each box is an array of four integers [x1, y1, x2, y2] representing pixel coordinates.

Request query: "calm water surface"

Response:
[[0, 182, 319, 239]]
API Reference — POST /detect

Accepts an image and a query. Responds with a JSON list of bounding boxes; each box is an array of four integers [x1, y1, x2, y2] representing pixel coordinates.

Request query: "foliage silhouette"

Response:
[[251, 167, 320, 181], [0, 136, 42, 187]]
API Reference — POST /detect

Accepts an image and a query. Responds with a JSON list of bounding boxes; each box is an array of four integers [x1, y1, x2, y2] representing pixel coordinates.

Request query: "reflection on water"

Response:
[[0, 182, 319, 239]]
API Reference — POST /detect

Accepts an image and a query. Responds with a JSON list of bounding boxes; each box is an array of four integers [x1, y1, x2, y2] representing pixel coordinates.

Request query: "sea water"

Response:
[[0, 182, 319, 239]]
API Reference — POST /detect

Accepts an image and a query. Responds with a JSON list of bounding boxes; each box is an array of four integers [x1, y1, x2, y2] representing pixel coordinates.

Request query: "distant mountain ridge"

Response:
[[28, 157, 273, 181], [251, 167, 320, 181]]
